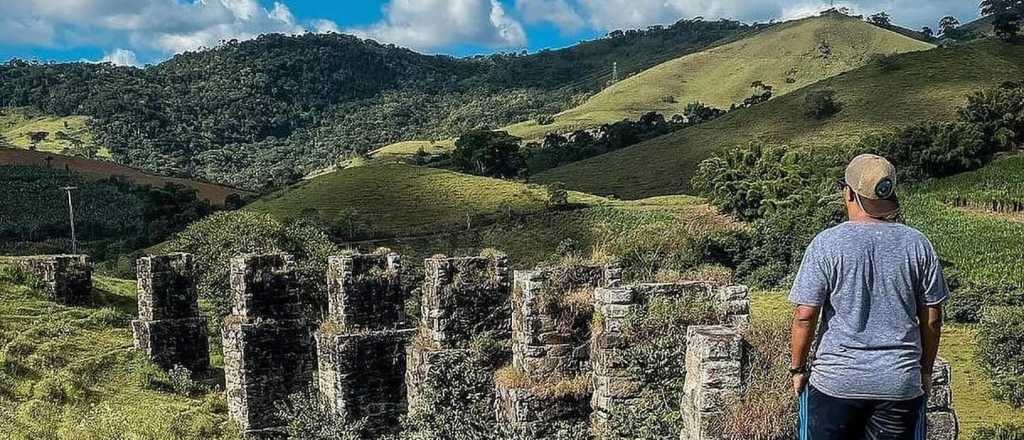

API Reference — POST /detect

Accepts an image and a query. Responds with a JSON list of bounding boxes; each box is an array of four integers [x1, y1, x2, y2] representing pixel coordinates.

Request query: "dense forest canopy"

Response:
[[0, 19, 749, 189]]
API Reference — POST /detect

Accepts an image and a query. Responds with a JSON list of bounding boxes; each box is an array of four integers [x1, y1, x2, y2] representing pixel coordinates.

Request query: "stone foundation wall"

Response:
[[131, 253, 209, 374], [223, 253, 313, 436], [494, 380, 590, 437], [421, 254, 511, 347], [679, 325, 744, 440], [315, 252, 413, 434], [4, 255, 92, 303], [511, 264, 621, 379], [926, 358, 959, 440], [591, 282, 749, 428]]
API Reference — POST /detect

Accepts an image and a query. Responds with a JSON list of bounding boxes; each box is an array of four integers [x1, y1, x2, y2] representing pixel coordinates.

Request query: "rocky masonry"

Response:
[[223, 253, 313, 437], [407, 253, 512, 415], [4, 254, 92, 303], [131, 253, 209, 374], [315, 252, 414, 434], [926, 358, 959, 440], [679, 325, 745, 440], [494, 263, 621, 436]]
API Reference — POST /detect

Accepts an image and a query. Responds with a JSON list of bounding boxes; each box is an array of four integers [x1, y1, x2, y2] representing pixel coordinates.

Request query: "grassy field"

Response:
[[751, 291, 1024, 437], [904, 154, 1024, 288], [0, 270, 233, 439], [248, 161, 605, 239], [0, 108, 109, 159], [534, 40, 1024, 199], [0, 148, 250, 206], [372, 15, 931, 160]]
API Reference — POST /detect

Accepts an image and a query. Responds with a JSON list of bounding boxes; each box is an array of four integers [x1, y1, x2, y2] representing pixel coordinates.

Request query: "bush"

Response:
[[857, 122, 987, 183], [977, 306, 1024, 407], [804, 89, 842, 120], [946, 280, 1024, 323], [277, 390, 366, 440], [872, 53, 901, 72], [167, 211, 339, 322], [971, 423, 1024, 440]]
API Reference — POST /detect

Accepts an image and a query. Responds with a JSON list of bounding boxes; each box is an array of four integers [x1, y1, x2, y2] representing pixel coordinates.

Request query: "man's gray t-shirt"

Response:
[[789, 221, 949, 401]]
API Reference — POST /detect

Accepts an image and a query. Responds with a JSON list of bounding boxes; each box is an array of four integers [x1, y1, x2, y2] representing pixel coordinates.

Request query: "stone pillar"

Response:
[[496, 263, 620, 436], [679, 325, 744, 440], [315, 252, 414, 434], [717, 285, 751, 329], [590, 286, 639, 429], [512, 264, 621, 378], [130, 253, 209, 374], [421, 254, 512, 347], [5, 255, 92, 303], [407, 252, 512, 415], [223, 253, 313, 437], [926, 357, 959, 440]]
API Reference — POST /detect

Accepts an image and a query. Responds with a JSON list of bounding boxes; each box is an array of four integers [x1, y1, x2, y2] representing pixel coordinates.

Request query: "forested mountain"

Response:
[[0, 19, 749, 189]]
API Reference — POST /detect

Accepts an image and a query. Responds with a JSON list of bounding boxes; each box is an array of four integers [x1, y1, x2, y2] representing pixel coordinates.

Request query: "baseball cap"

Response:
[[844, 154, 900, 219]]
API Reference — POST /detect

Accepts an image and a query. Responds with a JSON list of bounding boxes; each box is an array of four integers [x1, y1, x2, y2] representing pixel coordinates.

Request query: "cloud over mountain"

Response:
[[348, 0, 527, 51]]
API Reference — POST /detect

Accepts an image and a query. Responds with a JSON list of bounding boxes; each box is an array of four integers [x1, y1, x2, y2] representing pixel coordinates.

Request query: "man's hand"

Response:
[[792, 372, 809, 396]]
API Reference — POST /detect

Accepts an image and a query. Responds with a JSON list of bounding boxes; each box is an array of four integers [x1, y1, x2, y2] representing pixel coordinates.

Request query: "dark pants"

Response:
[[798, 385, 927, 440]]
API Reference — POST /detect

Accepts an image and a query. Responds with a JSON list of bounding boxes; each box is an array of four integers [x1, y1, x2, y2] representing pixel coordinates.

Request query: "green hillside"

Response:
[[373, 14, 932, 160], [905, 154, 1024, 288], [0, 108, 108, 159], [535, 40, 1024, 199], [247, 161, 604, 240], [0, 269, 233, 439]]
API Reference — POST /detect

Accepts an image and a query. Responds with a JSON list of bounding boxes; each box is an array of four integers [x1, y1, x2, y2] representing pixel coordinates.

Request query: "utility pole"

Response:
[[612, 62, 619, 84], [60, 186, 78, 254]]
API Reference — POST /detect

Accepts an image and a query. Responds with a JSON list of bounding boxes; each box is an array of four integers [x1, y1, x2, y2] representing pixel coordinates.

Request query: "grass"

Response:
[[904, 155, 1024, 288], [248, 161, 604, 239], [372, 15, 931, 160], [751, 291, 1024, 437], [0, 148, 251, 206], [534, 39, 1024, 199], [0, 270, 233, 439], [0, 108, 109, 159]]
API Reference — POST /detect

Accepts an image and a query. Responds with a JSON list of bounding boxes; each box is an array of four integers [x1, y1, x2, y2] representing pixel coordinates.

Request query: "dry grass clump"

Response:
[[494, 365, 592, 399], [655, 264, 734, 285], [721, 315, 796, 440]]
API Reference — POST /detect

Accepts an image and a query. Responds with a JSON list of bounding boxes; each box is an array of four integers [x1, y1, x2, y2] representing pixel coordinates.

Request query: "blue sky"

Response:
[[0, 0, 981, 66]]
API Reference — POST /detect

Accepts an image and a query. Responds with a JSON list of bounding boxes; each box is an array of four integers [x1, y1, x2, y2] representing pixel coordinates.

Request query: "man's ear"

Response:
[[844, 187, 855, 202]]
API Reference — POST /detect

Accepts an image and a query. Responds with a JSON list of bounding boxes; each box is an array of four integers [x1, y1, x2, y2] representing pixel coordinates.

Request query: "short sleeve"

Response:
[[789, 235, 832, 306], [919, 239, 950, 306]]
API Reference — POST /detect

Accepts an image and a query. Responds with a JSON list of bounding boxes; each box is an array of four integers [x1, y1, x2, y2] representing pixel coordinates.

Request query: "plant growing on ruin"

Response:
[[978, 306, 1024, 407]]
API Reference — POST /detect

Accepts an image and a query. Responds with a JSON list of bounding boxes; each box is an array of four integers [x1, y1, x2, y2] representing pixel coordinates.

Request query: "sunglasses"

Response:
[[836, 178, 848, 191]]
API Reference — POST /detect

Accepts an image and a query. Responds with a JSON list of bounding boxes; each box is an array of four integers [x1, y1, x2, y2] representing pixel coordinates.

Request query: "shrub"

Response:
[[977, 306, 1024, 407], [857, 122, 987, 183], [168, 365, 206, 397], [804, 89, 843, 120], [946, 280, 1024, 323], [277, 390, 366, 440], [971, 423, 1024, 440], [872, 52, 901, 72], [961, 86, 1024, 151]]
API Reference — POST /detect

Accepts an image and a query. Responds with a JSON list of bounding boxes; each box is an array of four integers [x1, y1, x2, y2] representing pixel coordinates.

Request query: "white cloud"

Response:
[[101, 48, 139, 66], [348, 0, 527, 52], [312, 19, 341, 34], [515, 0, 586, 33]]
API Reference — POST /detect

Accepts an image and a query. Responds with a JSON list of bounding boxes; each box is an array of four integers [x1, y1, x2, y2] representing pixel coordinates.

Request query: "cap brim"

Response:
[[860, 195, 901, 219]]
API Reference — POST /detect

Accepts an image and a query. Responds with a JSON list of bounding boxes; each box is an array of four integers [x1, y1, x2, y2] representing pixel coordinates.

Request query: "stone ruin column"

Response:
[[131, 253, 209, 375], [5, 255, 92, 303], [495, 263, 621, 436], [679, 325, 744, 440], [406, 253, 511, 415], [315, 252, 415, 434], [223, 253, 313, 437], [926, 357, 959, 440]]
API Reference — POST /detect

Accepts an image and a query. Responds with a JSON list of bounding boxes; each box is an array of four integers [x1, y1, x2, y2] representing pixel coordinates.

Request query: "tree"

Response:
[[805, 89, 843, 120], [545, 182, 569, 209], [452, 130, 524, 178], [981, 0, 1024, 40], [922, 26, 935, 38], [939, 16, 961, 34], [27, 131, 48, 149], [868, 12, 892, 26]]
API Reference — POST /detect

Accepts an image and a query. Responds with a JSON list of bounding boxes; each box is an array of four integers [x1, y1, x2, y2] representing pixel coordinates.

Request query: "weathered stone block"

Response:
[[131, 317, 209, 373], [229, 254, 302, 320], [223, 318, 313, 434], [926, 358, 959, 440], [495, 380, 590, 437], [137, 253, 198, 321], [421, 254, 511, 347], [679, 325, 744, 440], [315, 329, 415, 432], [326, 253, 404, 331], [5, 255, 92, 303]]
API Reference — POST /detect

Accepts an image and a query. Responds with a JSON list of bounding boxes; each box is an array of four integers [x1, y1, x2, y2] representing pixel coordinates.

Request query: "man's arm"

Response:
[[791, 304, 820, 395], [919, 303, 943, 394]]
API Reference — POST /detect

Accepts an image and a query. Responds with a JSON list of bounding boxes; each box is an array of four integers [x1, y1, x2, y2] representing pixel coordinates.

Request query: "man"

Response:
[[790, 154, 948, 439]]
